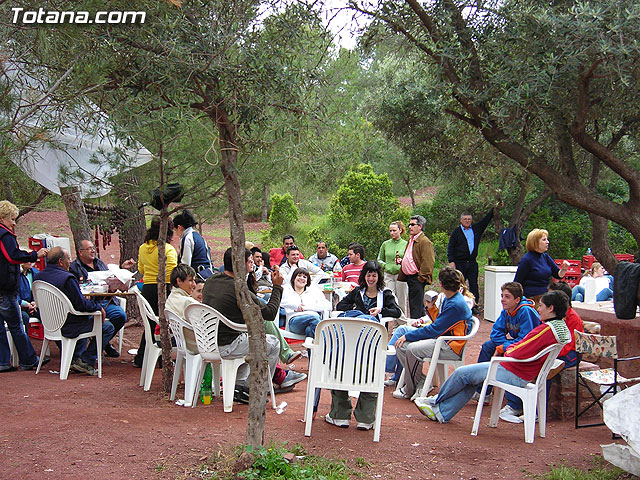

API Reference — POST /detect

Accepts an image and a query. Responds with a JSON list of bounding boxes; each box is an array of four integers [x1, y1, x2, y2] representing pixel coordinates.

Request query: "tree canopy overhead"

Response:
[[354, 0, 640, 267]]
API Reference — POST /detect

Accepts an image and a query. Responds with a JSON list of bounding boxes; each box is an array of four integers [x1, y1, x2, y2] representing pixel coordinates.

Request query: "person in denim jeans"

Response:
[[281, 268, 331, 339], [0, 201, 48, 372]]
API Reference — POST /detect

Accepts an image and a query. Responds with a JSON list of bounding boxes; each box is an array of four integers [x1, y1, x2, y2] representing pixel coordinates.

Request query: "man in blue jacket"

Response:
[[35, 247, 113, 376], [473, 281, 539, 402], [447, 207, 496, 313], [394, 267, 473, 399]]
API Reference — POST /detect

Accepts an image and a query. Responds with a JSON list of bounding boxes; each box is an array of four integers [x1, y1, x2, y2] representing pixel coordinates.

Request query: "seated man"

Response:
[[165, 264, 200, 353], [35, 247, 114, 376], [473, 281, 539, 402], [19, 261, 39, 330], [269, 234, 304, 268], [202, 248, 305, 402], [394, 266, 473, 399], [69, 239, 134, 358], [278, 245, 321, 283], [250, 247, 272, 286], [341, 243, 366, 283], [309, 241, 340, 272], [415, 290, 571, 423]]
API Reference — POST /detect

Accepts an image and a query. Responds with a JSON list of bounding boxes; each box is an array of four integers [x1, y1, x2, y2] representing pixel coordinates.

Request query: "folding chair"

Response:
[[574, 330, 640, 429]]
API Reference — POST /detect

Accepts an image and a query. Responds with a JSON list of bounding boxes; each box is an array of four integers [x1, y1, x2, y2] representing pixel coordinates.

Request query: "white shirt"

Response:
[[279, 259, 322, 283], [280, 284, 331, 324]]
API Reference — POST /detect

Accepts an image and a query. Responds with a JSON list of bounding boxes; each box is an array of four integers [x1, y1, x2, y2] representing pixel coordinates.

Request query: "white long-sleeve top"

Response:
[[280, 284, 331, 322]]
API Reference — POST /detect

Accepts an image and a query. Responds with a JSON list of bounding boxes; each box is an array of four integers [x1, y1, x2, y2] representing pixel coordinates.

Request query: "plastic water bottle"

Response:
[[587, 248, 592, 255], [200, 364, 213, 405]]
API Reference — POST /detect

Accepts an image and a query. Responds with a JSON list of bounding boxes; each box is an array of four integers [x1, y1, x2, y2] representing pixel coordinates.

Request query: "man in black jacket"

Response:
[[447, 208, 495, 312]]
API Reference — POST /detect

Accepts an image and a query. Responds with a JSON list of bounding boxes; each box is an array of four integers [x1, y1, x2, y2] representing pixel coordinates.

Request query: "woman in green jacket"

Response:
[[377, 221, 408, 316]]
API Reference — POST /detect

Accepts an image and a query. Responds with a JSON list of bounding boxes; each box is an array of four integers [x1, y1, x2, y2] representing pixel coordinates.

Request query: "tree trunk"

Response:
[[156, 208, 174, 394], [219, 123, 269, 448], [3, 180, 14, 204], [589, 214, 617, 273], [60, 185, 91, 249], [119, 173, 146, 266], [402, 174, 415, 208], [261, 183, 269, 223]]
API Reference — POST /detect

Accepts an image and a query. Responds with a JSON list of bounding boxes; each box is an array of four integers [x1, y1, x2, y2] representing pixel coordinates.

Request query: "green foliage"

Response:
[[329, 163, 404, 257], [430, 231, 450, 268], [203, 443, 355, 480], [534, 456, 633, 480], [268, 193, 299, 237]]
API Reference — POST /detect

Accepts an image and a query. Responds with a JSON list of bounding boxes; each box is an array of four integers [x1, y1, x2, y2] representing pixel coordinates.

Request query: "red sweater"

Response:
[[501, 319, 570, 382], [560, 307, 583, 357]]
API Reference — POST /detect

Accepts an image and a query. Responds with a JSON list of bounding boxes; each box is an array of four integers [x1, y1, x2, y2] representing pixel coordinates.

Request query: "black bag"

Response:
[[150, 183, 184, 210]]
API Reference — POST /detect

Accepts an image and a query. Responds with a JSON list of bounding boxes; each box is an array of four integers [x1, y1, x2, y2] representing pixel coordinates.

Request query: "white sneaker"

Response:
[[356, 421, 373, 431], [392, 387, 411, 399], [384, 378, 397, 387], [414, 397, 438, 421], [325, 413, 349, 428], [499, 405, 524, 423]]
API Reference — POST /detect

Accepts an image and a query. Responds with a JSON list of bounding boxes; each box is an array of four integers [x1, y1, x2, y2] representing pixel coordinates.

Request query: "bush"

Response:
[[329, 163, 407, 257], [430, 230, 449, 268], [267, 193, 298, 239]]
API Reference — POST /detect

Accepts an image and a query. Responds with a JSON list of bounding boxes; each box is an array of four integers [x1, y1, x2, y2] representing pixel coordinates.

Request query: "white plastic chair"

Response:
[[32, 280, 103, 380], [185, 303, 277, 412], [471, 343, 563, 443], [303, 317, 388, 442], [132, 289, 162, 391], [166, 308, 203, 407], [5, 325, 19, 367], [415, 316, 481, 398]]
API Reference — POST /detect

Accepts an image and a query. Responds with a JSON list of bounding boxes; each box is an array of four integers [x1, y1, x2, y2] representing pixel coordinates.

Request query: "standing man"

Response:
[[70, 239, 134, 358], [35, 247, 114, 376], [309, 241, 340, 272], [399, 215, 435, 319], [447, 207, 496, 313], [269, 234, 304, 268], [0, 200, 48, 372]]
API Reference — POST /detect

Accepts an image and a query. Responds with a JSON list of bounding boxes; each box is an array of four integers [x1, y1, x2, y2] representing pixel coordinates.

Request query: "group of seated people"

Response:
[[14, 221, 585, 434]]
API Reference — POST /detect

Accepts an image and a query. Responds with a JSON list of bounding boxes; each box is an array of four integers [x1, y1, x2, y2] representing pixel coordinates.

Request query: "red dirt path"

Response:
[[3, 211, 615, 479]]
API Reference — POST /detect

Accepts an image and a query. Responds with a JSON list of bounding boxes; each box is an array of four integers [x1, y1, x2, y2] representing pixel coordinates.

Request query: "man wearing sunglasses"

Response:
[[399, 215, 435, 318]]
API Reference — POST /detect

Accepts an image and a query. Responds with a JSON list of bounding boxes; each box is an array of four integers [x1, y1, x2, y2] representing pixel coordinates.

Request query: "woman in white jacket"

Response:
[[280, 268, 331, 338]]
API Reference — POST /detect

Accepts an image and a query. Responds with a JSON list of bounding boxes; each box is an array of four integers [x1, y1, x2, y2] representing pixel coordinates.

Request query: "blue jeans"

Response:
[[338, 310, 379, 323], [75, 320, 115, 365], [288, 312, 322, 339], [0, 292, 38, 368], [101, 301, 127, 334], [431, 363, 529, 423], [385, 325, 416, 379], [571, 286, 613, 302]]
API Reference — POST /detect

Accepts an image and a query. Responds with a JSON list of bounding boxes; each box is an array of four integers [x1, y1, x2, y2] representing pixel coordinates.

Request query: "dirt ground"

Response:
[[3, 211, 619, 479]]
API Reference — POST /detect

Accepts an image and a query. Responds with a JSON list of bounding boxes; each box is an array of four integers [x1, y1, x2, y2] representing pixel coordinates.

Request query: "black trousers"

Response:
[[405, 274, 426, 319], [454, 260, 479, 304]]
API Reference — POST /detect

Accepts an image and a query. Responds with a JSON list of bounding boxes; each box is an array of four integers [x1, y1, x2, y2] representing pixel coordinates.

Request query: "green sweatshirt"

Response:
[[378, 238, 408, 275]]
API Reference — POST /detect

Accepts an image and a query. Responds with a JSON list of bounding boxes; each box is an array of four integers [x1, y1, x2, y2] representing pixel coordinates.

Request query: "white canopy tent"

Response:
[[4, 60, 152, 198]]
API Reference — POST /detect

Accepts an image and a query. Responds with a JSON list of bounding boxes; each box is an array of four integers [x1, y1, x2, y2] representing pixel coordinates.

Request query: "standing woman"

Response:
[[173, 210, 213, 279], [377, 221, 408, 316], [133, 216, 178, 368], [0, 201, 48, 372], [337, 261, 402, 322], [514, 229, 569, 306]]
